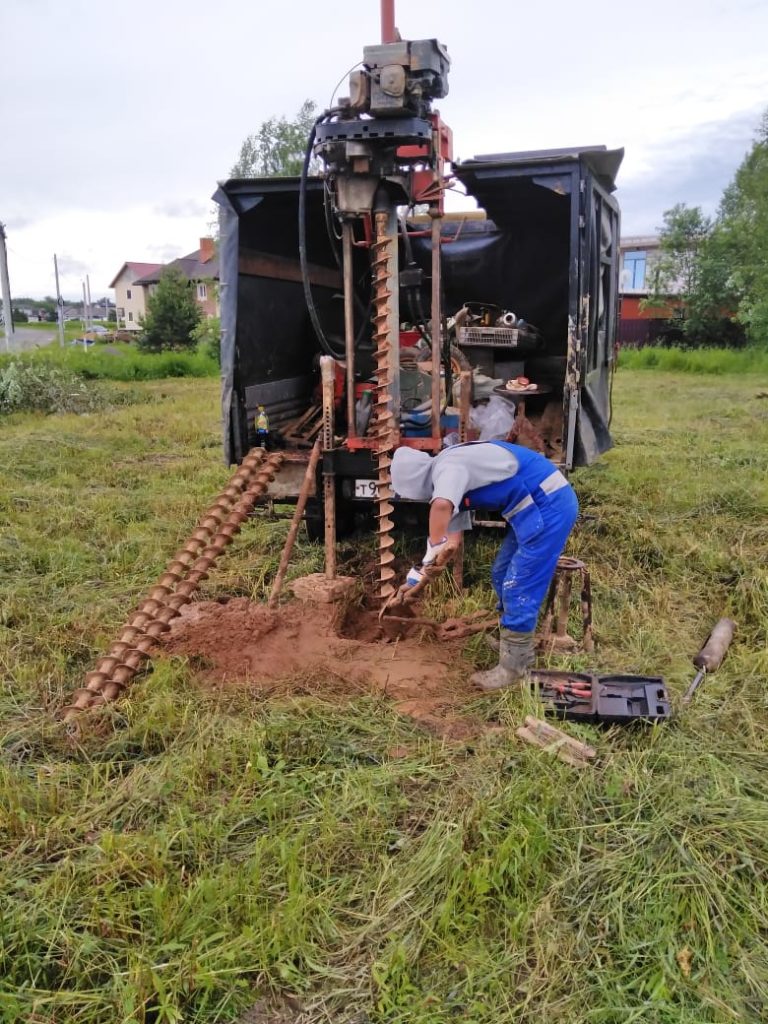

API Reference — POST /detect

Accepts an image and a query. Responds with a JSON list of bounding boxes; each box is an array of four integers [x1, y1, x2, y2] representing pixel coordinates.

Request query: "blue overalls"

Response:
[[461, 442, 579, 633]]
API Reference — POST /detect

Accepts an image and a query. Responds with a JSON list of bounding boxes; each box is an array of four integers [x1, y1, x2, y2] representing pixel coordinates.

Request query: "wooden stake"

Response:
[[268, 440, 322, 608], [516, 715, 596, 768]]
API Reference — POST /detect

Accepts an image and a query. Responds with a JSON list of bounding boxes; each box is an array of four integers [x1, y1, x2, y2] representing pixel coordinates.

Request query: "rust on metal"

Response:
[[320, 356, 337, 580], [380, 0, 396, 43], [62, 450, 284, 719], [268, 440, 322, 608], [537, 555, 594, 653], [371, 211, 397, 602]]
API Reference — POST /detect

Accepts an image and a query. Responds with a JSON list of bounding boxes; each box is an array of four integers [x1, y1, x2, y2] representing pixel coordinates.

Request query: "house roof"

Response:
[[109, 261, 164, 289], [133, 250, 219, 286], [620, 236, 659, 250]]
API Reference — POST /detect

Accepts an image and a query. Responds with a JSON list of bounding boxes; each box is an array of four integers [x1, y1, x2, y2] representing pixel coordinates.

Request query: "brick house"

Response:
[[132, 238, 219, 319], [109, 262, 163, 330], [618, 236, 682, 345]]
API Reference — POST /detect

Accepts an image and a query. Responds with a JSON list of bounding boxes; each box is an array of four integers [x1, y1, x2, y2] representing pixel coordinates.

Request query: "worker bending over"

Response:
[[391, 441, 578, 691]]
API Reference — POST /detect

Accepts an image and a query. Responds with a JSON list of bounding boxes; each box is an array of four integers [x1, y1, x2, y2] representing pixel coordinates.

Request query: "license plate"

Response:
[[354, 478, 377, 498]]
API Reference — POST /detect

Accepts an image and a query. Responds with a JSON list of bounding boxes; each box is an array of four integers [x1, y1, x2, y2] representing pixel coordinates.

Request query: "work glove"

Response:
[[422, 535, 449, 566], [406, 565, 425, 588]]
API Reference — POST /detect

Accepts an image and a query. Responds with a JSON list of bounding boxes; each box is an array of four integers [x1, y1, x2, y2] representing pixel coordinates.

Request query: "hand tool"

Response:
[[682, 618, 736, 705], [379, 543, 456, 620]]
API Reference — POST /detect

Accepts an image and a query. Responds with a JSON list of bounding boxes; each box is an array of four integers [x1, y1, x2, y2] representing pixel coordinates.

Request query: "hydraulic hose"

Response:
[[299, 111, 346, 360]]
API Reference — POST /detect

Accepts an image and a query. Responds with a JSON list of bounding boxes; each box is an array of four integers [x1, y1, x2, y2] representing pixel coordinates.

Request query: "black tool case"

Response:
[[531, 670, 671, 724]]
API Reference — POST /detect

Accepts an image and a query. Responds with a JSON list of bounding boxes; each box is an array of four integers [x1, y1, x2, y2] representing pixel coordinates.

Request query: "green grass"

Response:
[[618, 345, 768, 375], [1, 370, 768, 1022], [0, 343, 219, 382]]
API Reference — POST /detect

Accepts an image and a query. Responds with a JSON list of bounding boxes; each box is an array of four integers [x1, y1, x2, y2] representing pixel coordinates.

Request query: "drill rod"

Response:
[[682, 617, 736, 705]]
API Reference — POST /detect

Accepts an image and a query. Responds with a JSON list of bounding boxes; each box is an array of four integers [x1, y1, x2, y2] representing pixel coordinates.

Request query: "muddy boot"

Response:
[[471, 629, 535, 692]]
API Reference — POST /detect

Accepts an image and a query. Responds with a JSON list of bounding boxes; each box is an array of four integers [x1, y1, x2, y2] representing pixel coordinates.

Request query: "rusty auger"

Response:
[[62, 450, 284, 720], [371, 210, 397, 603]]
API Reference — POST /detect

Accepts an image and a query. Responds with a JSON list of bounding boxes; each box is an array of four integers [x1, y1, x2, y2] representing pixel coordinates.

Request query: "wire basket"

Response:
[[458, 326, 525, 348]]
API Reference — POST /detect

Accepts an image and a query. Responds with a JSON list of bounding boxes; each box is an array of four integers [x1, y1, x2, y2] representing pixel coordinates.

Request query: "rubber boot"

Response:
[[485, 631, 500, 653], [471, 629, 535, 692]]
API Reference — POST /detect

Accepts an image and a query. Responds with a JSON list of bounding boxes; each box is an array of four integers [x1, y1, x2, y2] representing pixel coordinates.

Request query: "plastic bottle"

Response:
[[255, 405, 270, 449], [355, 389, 373, 436]]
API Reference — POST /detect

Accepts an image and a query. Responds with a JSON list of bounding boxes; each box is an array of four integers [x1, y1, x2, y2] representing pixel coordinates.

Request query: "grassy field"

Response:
[[0, 343, 218, 386], [1, 368, 767, 1023], [617, 346, 768, 375]]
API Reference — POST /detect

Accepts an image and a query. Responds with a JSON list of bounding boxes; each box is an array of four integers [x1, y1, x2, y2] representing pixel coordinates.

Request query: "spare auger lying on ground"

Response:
[[62, 450, 285, 721]]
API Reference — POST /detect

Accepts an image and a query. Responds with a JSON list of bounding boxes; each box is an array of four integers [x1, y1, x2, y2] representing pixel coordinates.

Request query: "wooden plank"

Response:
[[516, 726, 591, 769], [284, 404, 322, 437], [523, 715, 596, 759], [239, 248, 342, 290]]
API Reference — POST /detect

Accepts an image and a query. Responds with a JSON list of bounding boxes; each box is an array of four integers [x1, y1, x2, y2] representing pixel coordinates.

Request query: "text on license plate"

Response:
[[354, 479, 377, 498]]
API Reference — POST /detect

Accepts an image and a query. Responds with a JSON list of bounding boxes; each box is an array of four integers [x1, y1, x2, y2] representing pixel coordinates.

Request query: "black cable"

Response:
[[299, 111, 345, 360]]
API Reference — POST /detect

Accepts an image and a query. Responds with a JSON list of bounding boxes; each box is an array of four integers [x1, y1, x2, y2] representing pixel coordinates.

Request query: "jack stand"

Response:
[[537, 556, 594, 653]]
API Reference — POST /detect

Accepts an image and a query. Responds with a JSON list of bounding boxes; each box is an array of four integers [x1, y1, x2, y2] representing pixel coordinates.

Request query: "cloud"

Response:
[[55, 254, 89, 277], [153, 200, 208, 219], [5, 215, 33, 231], [147, 243, 187, 263], [617, 106, 761, 234]]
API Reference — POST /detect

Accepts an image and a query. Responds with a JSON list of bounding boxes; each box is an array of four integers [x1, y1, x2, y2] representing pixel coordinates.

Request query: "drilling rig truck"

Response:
[[214, 0, 623, 601]]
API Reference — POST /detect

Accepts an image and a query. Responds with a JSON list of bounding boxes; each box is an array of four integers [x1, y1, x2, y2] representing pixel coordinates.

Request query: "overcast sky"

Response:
[[1, 0, 766, 300]]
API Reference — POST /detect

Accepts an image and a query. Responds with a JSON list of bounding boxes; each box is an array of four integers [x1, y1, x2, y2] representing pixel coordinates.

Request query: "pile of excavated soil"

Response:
[[160, 597, 489, 739]]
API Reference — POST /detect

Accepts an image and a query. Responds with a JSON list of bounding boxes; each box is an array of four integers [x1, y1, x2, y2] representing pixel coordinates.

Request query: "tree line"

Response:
[[645, 108, 768, 348]]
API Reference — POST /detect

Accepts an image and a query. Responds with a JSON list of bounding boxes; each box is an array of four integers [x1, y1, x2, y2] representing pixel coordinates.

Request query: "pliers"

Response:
[[541, 681, 592, 703]]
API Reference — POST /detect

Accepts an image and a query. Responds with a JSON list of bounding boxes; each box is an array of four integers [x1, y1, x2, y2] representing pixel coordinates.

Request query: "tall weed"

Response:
[[0, 343, 218, 383]]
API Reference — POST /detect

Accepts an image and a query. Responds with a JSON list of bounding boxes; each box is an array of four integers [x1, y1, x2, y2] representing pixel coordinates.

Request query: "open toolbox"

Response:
[[530, 670, 672, 724]]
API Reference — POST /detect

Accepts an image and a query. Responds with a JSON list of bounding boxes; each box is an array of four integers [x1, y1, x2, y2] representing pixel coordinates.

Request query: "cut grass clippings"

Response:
[[1, 370, 767, 1022]]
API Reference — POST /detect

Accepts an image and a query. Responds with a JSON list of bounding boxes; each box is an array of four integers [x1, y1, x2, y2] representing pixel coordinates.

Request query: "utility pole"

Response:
[[85, 273, 92, 330], [81, 281, 88, 345], [0, 222, 16, 352], [53, 254, 65, 347]]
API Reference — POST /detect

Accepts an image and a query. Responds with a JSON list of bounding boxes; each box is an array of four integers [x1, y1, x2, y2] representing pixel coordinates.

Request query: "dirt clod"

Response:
[[161, 598, 489, 739]]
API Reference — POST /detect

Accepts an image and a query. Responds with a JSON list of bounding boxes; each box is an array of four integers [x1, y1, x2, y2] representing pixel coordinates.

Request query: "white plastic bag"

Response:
[[470, 395, 516, 441]]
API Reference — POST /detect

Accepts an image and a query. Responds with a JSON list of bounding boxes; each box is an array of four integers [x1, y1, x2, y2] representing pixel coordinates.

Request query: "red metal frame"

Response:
[[346, 436, 441, 452], [381, 0, 396, 43]]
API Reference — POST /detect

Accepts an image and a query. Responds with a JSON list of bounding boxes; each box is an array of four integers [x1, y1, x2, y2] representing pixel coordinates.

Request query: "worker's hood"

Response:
[[391, 448, 434, 502]]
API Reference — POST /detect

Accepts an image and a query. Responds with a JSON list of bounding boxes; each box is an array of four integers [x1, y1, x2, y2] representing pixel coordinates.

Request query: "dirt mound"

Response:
[[160, 598, 488, 739]]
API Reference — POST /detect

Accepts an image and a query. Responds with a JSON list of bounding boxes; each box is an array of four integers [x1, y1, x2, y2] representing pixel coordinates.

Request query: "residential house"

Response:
[[131, 238, 219, 319], [109, 262, 163, 330], [618, 236, 681, 346]]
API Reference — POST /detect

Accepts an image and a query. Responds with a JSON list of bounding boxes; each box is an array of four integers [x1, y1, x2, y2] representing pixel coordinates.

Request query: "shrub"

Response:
[[137, 268, 201, 352], [191, 316, 221, 365], [0, 344, 219, 383], [0, 361, 135, 415]]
